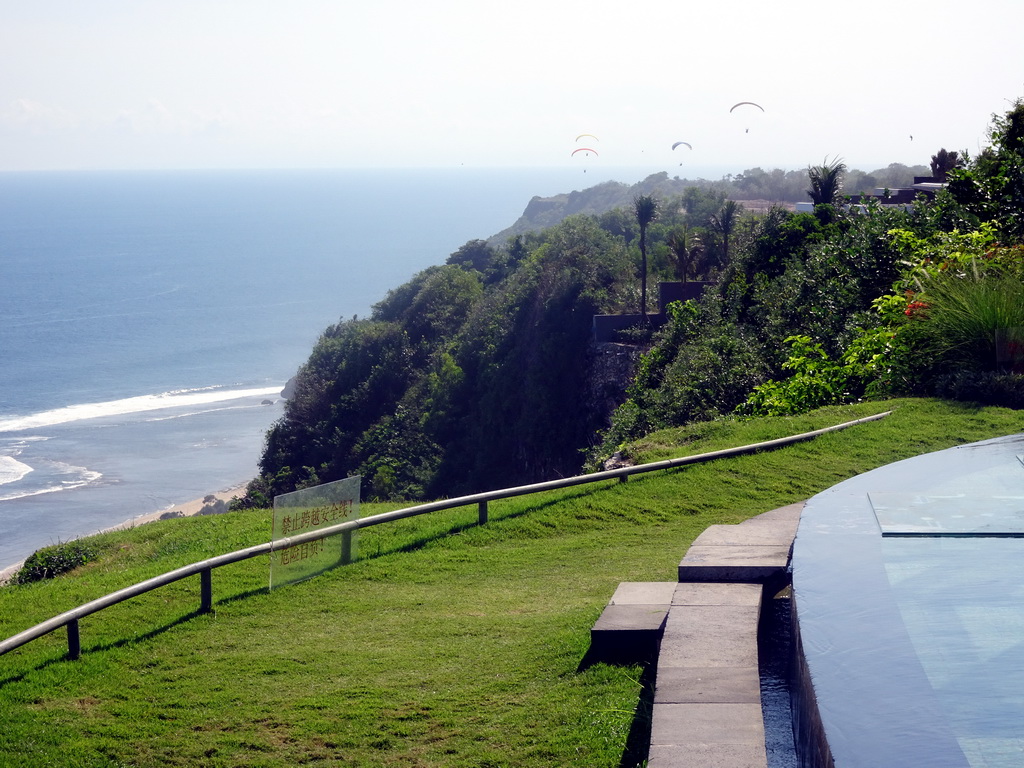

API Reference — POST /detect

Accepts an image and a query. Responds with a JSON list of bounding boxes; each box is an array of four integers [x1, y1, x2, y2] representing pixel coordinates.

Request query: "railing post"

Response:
[[341, 530, 353, 565], [67, 619, 80, 660], [478, 500, 488, 525], [200, 568, 213, 613], [618, 475, 628, 483]]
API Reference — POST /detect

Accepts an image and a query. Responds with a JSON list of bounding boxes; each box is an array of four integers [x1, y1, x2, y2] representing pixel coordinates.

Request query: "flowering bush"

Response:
[[904, 299, 930, 317]]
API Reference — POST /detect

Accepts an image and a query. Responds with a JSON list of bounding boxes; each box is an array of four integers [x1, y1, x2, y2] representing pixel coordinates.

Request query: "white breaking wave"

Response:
[[0, 462, 103, 502], [0, 455, 33, 486], [0, 386, 283, 433], [142, 401, 275, 424]]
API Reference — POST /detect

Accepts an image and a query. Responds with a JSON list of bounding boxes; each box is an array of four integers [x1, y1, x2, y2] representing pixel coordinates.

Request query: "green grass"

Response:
[[2, 399, 1023, 767]]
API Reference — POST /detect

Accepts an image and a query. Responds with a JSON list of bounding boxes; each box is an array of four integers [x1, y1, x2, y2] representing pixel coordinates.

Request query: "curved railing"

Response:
[[0, 411, 890, 660]]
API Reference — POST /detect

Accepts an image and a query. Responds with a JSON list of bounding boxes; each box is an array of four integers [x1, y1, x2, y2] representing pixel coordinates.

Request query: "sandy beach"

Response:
[[0, 484, 248, 585]]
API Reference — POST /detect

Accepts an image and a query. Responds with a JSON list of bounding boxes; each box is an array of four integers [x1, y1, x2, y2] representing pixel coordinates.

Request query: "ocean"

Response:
[[0, 165, 669, 571]]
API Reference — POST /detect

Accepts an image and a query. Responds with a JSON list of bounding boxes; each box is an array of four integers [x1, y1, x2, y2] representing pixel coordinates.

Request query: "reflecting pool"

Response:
[[792, 434, 1024, 768]]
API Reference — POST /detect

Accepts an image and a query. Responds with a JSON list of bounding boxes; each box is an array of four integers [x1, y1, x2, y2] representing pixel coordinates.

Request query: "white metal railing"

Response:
[[0, 411, 890, 660]]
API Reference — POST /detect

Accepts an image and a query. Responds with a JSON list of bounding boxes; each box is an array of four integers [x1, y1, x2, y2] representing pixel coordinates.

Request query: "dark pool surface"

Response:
[[792, 434, 1024, 767], [760, 595, 798, 768]]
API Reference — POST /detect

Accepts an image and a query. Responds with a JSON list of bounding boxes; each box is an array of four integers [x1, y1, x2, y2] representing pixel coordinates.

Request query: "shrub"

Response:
[[13, 541, 98, 584], [738, 322, 918, 417], [613, 324, 656, 344], [739, 335, 854, 416], [914, 270, 1024, 372], [931, 371, 1024, 409]]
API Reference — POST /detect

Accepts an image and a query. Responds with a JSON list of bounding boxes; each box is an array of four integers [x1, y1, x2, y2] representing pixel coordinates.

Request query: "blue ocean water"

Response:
[[0, 166, 660, 571]]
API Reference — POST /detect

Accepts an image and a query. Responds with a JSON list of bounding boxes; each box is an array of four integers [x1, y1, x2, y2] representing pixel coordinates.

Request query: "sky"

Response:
[[2, 0, 1022, 176]]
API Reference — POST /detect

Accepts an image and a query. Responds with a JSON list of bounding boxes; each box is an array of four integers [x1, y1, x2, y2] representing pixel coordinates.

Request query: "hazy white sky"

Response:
[[2, 0, 1022, 174]]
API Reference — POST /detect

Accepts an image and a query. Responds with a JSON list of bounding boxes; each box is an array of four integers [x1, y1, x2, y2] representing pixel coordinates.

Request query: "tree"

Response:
[[680, 186, 727, 227], [930, 148, 962, 181], [668, 227, 693, 283], [668, 227, 710, 283], [634, 194, 659, 319], [807, 157, 847, 206], [943, 99, 1024, 239], [844, 169, 878, 196], [710, 200, 743, 265], [446, 239, 495, 272]]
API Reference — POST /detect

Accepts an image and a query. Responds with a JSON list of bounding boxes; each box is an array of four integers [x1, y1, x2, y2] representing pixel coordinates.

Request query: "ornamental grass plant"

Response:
[[914, 267, 1024, 373]]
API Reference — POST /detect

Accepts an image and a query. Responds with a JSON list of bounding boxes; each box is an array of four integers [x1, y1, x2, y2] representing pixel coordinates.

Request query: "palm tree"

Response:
[[668, 227, 692, 283], [710, 200, 742, 266], [807, 157, 847, 206], [633, 194, 659, 319]]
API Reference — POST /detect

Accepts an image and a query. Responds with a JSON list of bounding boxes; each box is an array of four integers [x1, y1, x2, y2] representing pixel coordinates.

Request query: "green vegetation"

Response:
[[238, 101, 1023, 506], [4, 401, 1024, 767], [806, 156, 848, 206], [633, 194, 659, 319], [12, 541, 99, 585], [244, 192, 759, 504], [247, 216, 637, 504], [490, 161, 932, 244], [600, 99, 1024, 450], [236, 100, 1022, 507]]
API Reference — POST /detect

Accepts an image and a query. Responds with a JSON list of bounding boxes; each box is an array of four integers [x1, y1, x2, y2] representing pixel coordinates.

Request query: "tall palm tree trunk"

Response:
[[633, 195, 658, 322]]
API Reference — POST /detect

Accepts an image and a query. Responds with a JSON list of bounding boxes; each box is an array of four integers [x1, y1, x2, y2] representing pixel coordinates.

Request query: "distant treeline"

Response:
[[236, 101, 1024, 507], [488, 162, 930, 244]]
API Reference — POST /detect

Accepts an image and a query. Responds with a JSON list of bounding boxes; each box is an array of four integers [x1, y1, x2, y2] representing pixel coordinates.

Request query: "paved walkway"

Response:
[[591, 502, 803, 768]]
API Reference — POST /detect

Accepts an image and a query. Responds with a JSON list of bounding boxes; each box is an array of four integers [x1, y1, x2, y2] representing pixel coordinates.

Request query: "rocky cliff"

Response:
[[487, 172, 707, 246]]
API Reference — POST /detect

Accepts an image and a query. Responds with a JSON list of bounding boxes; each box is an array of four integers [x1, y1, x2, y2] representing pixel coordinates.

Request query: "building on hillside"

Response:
[[592, 281, 712, 343], [795, 177, 947, 213]]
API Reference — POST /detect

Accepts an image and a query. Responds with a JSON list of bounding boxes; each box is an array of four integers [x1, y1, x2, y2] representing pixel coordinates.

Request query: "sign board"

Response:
[[270, 475, 360, 589]]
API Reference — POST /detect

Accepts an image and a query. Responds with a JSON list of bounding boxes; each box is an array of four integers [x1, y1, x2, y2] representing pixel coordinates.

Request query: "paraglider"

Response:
[[671, 141, 692, 150], [572, 145, 597, 172], [572, 134, 599, 171], [730, 101, 764, 134], [729, 101, 764, 113]]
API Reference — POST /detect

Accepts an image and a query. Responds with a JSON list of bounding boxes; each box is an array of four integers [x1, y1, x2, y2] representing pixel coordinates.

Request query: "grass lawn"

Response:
[[2, 399, 1023, 767]]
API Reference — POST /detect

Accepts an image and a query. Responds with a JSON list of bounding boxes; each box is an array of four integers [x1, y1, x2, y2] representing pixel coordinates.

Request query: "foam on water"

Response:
[[0, 460, 102, 502], [0, 386, 283, 433], [0, 455, 33, 486]]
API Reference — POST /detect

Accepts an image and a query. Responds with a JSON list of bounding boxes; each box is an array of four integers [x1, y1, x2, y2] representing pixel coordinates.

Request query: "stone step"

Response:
[[589, 581, 676, 663], [649, 504, 803, 768], [677, 503, 803, 585], [589, 504, 804, 767], [649, 578, 767, 767]]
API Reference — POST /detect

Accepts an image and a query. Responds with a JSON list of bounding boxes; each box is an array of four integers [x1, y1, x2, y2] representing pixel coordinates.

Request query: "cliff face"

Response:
[[584, 341, 644, 435], [487, 172, 701, 245]]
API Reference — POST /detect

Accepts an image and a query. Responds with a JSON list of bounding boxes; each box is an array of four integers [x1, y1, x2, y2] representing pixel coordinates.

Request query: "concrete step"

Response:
[[649, 577, 767, 767], [649, 504, 803, 768], [677, 503, 803, 585], [589, 504, 804, 767], [589, 581, 676, 663]]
